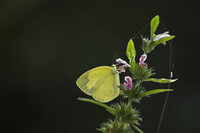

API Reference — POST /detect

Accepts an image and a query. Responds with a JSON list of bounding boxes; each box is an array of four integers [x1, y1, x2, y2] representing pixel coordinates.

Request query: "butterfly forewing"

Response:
[[76, 66, 111, 96]]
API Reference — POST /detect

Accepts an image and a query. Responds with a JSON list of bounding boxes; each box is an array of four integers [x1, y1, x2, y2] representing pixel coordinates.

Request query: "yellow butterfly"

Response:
[[76, 65, 120, 103]]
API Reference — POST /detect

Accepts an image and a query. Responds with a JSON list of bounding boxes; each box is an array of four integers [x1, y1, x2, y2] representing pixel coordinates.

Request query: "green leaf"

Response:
[[138, 89, 173, 98], [78, 97, 112, 111], [144, 78, 178, 83], [150, 15, 160, 37], [131, 124, 143, 133], [126, 39, 136, 69], [151, 36, 175, 47]]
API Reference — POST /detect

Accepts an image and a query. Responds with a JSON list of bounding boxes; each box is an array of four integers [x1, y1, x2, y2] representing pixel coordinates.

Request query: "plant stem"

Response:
[[128, 98, 132, 105], [131, 124, 143, 133]]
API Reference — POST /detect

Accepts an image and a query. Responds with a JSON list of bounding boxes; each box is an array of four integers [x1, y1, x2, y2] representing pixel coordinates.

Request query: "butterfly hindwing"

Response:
[[92, 71, 120, 102]]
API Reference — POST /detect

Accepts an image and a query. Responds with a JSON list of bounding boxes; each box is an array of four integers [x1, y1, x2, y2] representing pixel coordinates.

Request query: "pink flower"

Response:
[[153, 34, 170, 42], [116, 58, 130, 73], [123, 76, 133, 90], [139, 54, 147, 67], [154, 34, 170, 45], [116, 58, 130, 67]]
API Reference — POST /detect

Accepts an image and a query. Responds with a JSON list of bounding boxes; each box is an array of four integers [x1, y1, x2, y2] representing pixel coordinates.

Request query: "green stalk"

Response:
[[128, 98, 132, 105]]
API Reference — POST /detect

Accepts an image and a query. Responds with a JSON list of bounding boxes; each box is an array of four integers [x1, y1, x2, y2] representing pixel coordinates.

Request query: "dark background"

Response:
[[0, 0, 199, 133]]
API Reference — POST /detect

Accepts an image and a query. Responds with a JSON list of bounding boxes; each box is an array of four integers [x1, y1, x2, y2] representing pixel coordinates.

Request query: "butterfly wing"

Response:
[[76, 66, 120, 103], [92, 70, 120, 102], [76, 66, 111, 96]]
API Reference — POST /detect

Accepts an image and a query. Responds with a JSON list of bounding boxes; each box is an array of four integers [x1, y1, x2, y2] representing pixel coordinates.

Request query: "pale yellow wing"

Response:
[[92, 71, 120, 103], [76, 66, 111, 96]]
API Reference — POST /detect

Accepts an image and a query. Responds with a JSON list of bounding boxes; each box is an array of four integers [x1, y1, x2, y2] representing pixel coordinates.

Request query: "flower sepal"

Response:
[[106, 102, 142, 127], [97, 118, 134, 133], [130, 63, 155, 81], [141, 36, 152, 54], [119, 84, 146, 103]]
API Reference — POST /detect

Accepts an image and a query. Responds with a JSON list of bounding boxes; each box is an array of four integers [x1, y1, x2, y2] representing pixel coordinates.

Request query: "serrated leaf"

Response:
[[126, 39, 136, 69], [150, 15, 160, 37], [144, 78, 178, 83], [151, 36, 175, 47], [138, 89, 173, 98]]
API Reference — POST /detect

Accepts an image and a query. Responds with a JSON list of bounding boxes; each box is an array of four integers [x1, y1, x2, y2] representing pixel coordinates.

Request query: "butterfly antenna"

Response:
[[156, 19, 174, 133], [112, 52, 118, 65]]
